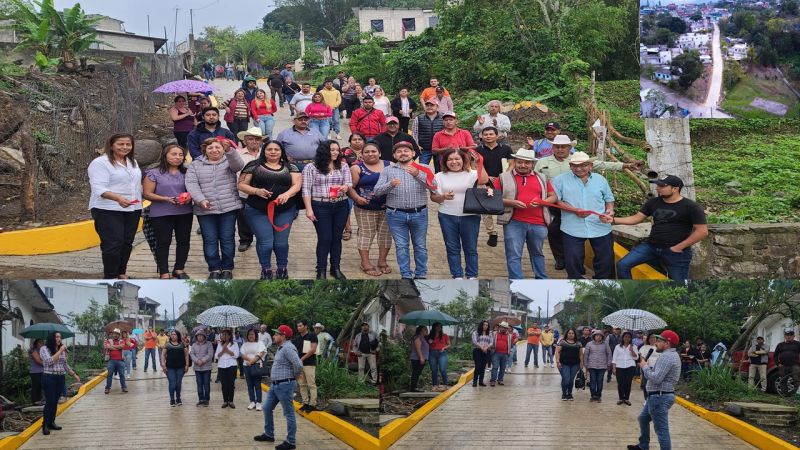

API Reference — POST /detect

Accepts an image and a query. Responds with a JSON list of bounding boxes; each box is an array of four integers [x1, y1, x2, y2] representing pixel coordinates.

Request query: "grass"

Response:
[[315, 358, 378, 400], [722, 74, 800, 119]]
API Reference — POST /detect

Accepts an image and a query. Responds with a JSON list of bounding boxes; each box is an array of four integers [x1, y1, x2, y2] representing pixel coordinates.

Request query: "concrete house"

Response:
[[654, 68, 674, 83], [355, 8, 439, 43], [0, 280, 62, 358], [678, 32, 710, 49], [37, 280, 109, 345]]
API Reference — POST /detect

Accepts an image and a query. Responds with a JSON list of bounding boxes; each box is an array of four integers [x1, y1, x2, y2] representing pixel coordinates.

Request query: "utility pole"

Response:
[[172, 293, 175, 330], [147, 15, 151, 37], [546, 290, 549, 325], [173, 8, 179, 55], [163, 27, 168, 54], [644, 118, 696, 200], [189, 9, 196, 69]]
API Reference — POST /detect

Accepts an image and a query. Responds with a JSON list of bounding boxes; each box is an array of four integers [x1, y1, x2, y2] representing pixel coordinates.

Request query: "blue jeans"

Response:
[[257, 115, 276, 139], [166, 367, 184, 402], [42, 373, 64, 427], [244, 365, 263, 403], [543, 345, 554, 363], [329, 107, 340, 133], [285, 94, 295, 112], [429, 350, 449, 386], [311, 200, 349, 270], [308, 118, 330, 138], [490, 352, 509, 382], [144, 348, 156, 371], [588, 368, 606, 398], [418, 149, 433, 166], [563, 232, 615, 279], [618, 241, 693, 281], [197, 211, 238, 272], [195, 369, 211, 402], [525, 343, 539, 366], [244, 205, 294, 270], [122, 350, 132, 377], [504, 220, 548, 279], [105, 360, 127, 390], [638, 392, 675, 450], [559, 364, 580, 397], [386, 208, 428, 278], [438, 212, 479, 278], [263, 380, 297, 445]]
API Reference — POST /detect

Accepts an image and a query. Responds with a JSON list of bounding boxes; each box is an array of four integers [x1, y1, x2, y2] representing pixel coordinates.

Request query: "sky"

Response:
[[510, 280, 575, 318], [54, 0, 274, 45], [82, 279, 191, 318]]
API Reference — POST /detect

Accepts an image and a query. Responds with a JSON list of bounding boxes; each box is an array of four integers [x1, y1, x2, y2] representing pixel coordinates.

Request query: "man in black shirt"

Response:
[[578, 326, 592, 347], [748, 336, 768, 391], [474, 126, 513, 247], [374, 116, 419, 161], [603, 175, 708, 281], [353, 322, 378, 383], [293, 320, 318, 411], [267, 68, 285, 107], [775, 329, 800, 393]]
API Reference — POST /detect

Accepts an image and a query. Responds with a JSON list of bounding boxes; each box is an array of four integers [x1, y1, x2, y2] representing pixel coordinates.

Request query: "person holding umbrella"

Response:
[[39, 332, 80, 435], [104, 328, 128, 394]]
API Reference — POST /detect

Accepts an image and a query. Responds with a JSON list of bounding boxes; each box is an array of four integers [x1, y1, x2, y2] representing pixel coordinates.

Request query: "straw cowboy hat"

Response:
[[499, 321, 510, 328], [551, 134, 577, 147], [568, 151, 596, 165], [111, 328, 121, 335], [237, 127, 267, 142], [512, 148, 536, 161]]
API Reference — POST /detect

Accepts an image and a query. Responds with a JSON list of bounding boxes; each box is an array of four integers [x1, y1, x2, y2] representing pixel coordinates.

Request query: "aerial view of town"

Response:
[[640, 0, 800, 118]]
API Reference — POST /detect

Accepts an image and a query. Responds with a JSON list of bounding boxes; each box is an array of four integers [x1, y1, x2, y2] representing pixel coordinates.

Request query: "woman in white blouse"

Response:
[[87, 133, 143, 279], [611, 330, 639, 406], [372, 87, 392, 116], [430, 148, 488, 279], [240, 329, 267, 411], [214, 329, 240, 408], [638, 333, 659, 399]]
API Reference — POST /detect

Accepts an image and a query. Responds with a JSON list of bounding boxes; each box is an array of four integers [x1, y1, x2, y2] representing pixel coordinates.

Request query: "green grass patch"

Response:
[[722, 74, 800, 119], [315, 357, 379, 400]]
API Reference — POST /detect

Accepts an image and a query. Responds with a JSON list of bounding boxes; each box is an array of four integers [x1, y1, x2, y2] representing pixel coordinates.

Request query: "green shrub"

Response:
[[687, 365, 761, 403], [0, 346, 32, 405], [380, 333, 417, 393], [315, 357, 378, 400]]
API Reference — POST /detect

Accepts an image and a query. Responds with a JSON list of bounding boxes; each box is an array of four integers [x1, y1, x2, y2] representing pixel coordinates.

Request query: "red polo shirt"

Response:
[[494, 172, 554, 225], [105, 338, 124, 361], [431, 128, 475, 151]]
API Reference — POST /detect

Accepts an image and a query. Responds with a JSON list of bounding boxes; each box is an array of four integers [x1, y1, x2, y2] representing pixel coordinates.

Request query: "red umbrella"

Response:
[[492, 315, 521, 326]]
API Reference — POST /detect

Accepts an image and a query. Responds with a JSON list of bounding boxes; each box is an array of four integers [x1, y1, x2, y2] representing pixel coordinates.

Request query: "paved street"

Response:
[[702, 23, 731, 119], [391, 344, 753, 449], [21, 351, 346, 450], [0, 78, 570, 280]]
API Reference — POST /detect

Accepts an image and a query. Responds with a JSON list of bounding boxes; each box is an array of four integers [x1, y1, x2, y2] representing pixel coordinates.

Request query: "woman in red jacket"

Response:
[[305, 92, 333, 139], [251, 89, 277, 139]]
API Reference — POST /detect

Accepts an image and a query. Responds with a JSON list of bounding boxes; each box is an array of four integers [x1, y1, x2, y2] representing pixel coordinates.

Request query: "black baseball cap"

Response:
[[785, 329, 795, 335], [544, 122, 560, 130], [649, 175, 684, 189]]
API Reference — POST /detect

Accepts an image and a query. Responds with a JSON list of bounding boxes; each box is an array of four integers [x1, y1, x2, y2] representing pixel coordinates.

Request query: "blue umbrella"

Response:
[[132, 328, 144, 335]]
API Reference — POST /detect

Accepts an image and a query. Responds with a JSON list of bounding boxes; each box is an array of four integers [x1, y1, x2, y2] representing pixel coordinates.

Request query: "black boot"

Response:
[[315, 269, 327, 280], [42, 425, 50, 435], [49, 423, 62, 430], [330, 267, 347, 280], [276, 267, 288, 279]]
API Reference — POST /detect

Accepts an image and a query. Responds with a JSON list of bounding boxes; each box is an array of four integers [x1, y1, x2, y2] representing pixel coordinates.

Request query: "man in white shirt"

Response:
[[258, 324, 273, 349], [289, 83, 314, 114], [473, 100, 511, 143]]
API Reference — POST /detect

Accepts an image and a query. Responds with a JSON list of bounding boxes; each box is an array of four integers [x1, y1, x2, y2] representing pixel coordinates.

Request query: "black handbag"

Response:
[[463, 182, 504, 215], [249, 354, 269, 378], [575, 370, 586, 389]]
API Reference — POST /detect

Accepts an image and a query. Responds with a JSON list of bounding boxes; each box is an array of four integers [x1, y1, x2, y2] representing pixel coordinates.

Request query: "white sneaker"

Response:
[[256, 402, 262, 411], [551, 363, 555, 368], [247, 401, 256, 410]]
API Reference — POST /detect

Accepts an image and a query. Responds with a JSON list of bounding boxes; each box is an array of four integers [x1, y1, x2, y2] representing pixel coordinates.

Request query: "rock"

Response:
[[725, 188, 744, 196], [724, 180, 742, 188], [326, 402, 347, 416], [773, 191, 786, 198], [36, 100, 55, 113], [134, 139, 162, 166], [0, 146, 25, 172], [724, 403, 743, 416]]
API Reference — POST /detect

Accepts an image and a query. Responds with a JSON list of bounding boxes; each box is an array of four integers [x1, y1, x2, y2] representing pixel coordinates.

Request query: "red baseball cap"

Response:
[[273, 324, 293, 339], [386, 116, 400, 124], [655, 330, 679, 346]]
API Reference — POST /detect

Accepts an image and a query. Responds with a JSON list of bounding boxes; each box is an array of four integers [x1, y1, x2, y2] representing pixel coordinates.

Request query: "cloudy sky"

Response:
[[55, 0, 274, 44], [511, 280, 575, 318]]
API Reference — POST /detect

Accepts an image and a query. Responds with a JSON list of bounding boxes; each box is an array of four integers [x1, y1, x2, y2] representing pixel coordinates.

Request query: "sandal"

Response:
[[342, 228, 352, 241], [360, 264, 382, 277], [378, 264, 391, 274]]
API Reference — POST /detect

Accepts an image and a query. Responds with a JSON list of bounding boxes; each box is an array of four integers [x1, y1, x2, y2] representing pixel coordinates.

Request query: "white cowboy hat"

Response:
[[237, 126, 266, 142], [568, 151, 596, 164], [551, 134, 577, 146], [512, 148, 536, 161]]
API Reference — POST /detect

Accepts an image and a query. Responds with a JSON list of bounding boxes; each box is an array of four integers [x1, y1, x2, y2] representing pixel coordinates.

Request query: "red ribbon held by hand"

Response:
[[466, 149, 485, 182], [411, 162, 437, 190], [529, 199, 604, 216], [266, 200, 290, 232], [214, 135, 239, 150]]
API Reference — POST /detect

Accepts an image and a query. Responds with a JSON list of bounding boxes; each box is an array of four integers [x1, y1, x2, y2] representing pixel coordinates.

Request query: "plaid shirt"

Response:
[[642, 347, 681, 392], [271, 341, 303, 381], [374, 164, 430, 209], [40, 346, 72, 375], [301, 163, 352, 199]]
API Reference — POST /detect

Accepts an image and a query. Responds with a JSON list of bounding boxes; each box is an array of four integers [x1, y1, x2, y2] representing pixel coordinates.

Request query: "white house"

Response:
[[678, 32, 710, 49], [659, 49, 672, 65], [728, 43, 748, 61], [354, 8, 439, 42], [0, 280, 62, 358], [700, 54, 712, 64], [37, 280, 109, 346]]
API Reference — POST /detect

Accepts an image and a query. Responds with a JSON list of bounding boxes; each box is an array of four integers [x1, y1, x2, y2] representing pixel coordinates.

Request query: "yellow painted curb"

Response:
[[379, 369, 475, 450], [675, 397, 800, 450], [584, 241, 668, 280], [0, 370, 108, 450], [260, 382, 380, 450]]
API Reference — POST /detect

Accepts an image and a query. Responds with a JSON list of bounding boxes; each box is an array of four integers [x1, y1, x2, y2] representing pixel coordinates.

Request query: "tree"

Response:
[[270, 0, 357, 44], [657, 15, 687, 34], [68, 299, 120, 348], [430, 288, 492, 345], [671, 51, 704, 89], [690, 12, 703, 22], [723, 60, 744, 90], [571, 280, 675, 323]]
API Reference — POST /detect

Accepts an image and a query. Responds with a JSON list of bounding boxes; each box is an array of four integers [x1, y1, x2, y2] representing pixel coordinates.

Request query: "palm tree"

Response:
[[573, 280, 660, 322]]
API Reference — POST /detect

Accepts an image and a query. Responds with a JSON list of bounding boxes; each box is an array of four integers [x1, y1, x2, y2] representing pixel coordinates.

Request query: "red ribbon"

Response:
[[411, 162, 437, 190], [266, 200, 290, 232], [214, 135, 238, 150], [530, 199, 604, 216], [466, 149, 485, 182]]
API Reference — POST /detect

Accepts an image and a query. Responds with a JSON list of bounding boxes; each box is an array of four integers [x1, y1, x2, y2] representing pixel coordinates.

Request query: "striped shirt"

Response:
[[271, 341, 303, 381], [642, 347, 681, 392], [40, 346, 72, 375], [472, 331, 492, 349], [301, 163, 352, 199], [373, 164, 431, 209]]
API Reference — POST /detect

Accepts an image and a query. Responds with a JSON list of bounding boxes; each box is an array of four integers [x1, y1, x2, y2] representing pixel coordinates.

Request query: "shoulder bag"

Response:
[[249, 353, 270, 378], [463, 181, 504, 215]]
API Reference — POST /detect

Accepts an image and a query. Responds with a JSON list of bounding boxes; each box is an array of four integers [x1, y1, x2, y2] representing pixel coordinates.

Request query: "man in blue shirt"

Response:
[[553, 151, 616, 279]]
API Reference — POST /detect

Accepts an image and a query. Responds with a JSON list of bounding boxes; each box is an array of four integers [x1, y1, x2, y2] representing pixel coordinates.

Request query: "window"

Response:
[[402, 18, 416, 32], [429, 16, 439, 27], [43, 286, 54, 299], [370, 19, 384, 33]]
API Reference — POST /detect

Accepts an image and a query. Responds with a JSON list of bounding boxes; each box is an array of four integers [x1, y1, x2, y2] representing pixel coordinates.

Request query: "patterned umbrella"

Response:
[[153, 79, 214, 93], [602, 309, 666, 331], [196, 305, 259, 328]]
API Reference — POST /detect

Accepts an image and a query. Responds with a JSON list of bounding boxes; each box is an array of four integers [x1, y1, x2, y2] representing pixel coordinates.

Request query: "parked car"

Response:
[[732, 350, 799, 396]]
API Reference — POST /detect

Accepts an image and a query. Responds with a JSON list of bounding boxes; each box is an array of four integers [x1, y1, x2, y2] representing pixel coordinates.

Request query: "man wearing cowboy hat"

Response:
[[604, 175, 708, 281], [254, 324, 303, 449], [553, 151, 616, 279], [234, 127, 268, 253], [104, 328, 128, 394], [535, 135, 641, 271], [490, 321, 514, 386], [314, 323, 334, 359], [494, 148, 557, 279]]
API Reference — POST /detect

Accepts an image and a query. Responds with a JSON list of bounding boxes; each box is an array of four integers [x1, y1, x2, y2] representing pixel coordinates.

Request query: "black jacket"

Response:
[[373, 132, 419, 161], [390, 96, 418, 118]]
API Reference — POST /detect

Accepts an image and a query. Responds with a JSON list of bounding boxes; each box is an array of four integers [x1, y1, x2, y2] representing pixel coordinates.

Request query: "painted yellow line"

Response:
[[584, 241, 668, 280], [379, 369, 475, 450], [675, 397, 800, 450], [260, 382, 380, 450], [0, 370, 108, 450]]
